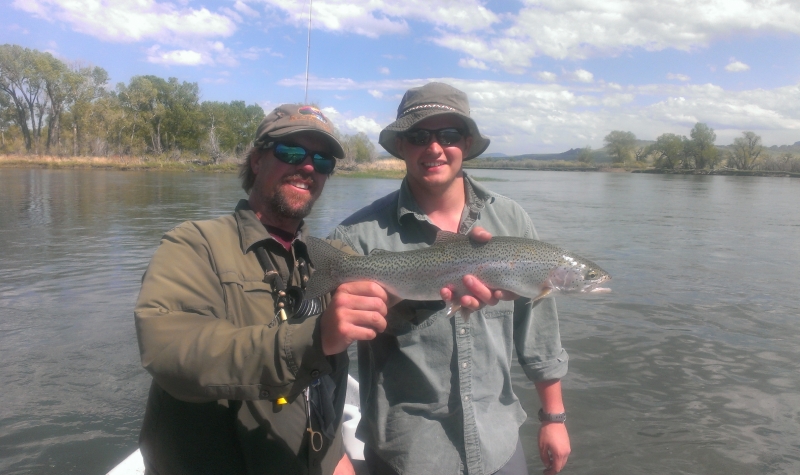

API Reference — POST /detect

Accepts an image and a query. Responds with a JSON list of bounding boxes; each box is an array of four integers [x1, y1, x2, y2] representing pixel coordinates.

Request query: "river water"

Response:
[[1, 168, 798, 474]]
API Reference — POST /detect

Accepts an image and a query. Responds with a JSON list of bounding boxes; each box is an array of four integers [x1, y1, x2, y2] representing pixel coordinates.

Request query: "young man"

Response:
[[134, 104, 391, 475], [331, 83, 571, 475]]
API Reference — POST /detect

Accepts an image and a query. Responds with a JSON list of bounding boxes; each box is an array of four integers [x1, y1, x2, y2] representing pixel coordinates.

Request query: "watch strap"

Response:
[[537, 408, 566, 423]]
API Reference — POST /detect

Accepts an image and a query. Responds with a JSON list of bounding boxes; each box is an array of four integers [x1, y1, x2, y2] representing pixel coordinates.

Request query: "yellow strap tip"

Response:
[[276, 397, 288, 405]]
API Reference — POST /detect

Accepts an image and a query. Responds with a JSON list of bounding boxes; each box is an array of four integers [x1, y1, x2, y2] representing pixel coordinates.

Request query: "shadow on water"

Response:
[[1, 168, 799, 474]]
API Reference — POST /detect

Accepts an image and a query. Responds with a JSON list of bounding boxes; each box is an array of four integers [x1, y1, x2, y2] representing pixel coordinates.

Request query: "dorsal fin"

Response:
[[434, 230, 469, 245]]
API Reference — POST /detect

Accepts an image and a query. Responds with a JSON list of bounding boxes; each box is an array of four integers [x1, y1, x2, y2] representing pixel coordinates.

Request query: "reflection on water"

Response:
[[1, 168, 799, 474]]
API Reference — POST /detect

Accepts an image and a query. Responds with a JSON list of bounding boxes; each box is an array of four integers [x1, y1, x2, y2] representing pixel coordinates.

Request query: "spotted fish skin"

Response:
[[305, 233, 610, 303]]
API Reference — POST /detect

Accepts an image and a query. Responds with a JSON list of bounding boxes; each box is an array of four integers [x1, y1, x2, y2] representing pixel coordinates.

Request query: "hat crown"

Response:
[[397, 82, 470, 120], [253, 104, 344, 159]]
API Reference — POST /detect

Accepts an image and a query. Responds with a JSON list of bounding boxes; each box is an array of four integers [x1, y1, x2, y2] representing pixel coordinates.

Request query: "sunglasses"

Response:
[[403, 127, 466, 147], [270, 143, 336, 174]]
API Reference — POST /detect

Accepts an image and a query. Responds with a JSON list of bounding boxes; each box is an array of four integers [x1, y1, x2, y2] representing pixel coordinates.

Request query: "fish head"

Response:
[[547, 253, 611, 294]]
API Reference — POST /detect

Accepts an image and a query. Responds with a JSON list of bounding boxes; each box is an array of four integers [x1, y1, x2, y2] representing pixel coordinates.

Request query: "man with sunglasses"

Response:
[[331, 83, 571, 475], [135, 104, 391, 475]]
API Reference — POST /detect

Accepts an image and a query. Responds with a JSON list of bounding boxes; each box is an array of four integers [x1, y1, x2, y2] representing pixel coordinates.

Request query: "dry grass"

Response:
[[0, 154, 238, 172]]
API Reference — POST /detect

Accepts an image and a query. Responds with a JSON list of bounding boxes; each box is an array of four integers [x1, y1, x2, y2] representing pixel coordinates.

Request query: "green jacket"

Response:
[[135, 200, 349, 475]]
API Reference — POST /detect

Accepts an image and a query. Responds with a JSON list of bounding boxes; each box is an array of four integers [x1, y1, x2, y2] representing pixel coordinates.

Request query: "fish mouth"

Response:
[[584, 274, 611, 293]]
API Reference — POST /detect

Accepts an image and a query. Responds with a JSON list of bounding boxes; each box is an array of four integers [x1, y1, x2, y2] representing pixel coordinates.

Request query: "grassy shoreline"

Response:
[[3, 155, 797, 178]]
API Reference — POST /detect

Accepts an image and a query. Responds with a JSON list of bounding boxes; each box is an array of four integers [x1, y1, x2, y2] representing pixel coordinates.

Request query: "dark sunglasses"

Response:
[[270, 143, 336, 174], [403, 127, 466, 147]]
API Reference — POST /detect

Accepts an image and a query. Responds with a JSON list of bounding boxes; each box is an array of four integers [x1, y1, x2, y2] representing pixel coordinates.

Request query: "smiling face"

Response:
[[395, 114, 473, 196], [247, 132, 331, 232]]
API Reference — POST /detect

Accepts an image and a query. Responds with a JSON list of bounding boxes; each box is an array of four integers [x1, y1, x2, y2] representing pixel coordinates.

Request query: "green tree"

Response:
[[604, 130, 637, 164], [686, 122, 719, 169], [341, 132, 375, 164], [577, 146, 593, 164], [728, 131, 763, 170], [66, 63, 109, 155], [0, 44, 51, 152], [201, 100, 264, 160], [648, 133, 685, 169]]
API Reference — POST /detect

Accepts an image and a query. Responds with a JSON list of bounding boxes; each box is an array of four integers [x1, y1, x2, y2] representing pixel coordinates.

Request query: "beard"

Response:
[[266, 178, 318, 220]]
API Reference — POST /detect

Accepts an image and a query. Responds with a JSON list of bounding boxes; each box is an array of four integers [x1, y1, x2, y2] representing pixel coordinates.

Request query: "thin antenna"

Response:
[[304, 0, 312, 104]]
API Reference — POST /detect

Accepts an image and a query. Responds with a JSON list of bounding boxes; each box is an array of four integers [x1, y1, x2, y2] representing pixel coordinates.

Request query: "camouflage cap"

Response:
[[254, 104, 344, 159], [378, 82, 490, 160]]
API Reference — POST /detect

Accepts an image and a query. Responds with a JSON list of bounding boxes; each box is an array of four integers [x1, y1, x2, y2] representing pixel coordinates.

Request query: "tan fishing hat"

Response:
[[254, 104, 345, 159], [378, 82, 490, 160]]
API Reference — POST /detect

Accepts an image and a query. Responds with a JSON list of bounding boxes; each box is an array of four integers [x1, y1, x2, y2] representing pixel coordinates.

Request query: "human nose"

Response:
[[297, 154, 316, 172]]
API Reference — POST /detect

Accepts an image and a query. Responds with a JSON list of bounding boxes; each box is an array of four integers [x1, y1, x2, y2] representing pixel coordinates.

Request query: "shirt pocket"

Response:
[[480, 299, 515, 319], [219, 272, 277, 327]]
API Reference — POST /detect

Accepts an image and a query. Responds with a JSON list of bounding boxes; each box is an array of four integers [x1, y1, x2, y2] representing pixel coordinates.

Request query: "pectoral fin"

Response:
[[445, 301, 462, 318], [532, 288, 553, 304]]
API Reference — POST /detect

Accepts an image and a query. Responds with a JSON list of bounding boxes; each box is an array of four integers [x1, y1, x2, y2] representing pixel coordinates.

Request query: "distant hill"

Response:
[[477, 148, 615, 163]]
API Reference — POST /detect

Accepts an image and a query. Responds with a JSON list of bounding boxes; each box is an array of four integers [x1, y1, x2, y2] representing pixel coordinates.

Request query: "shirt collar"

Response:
[[234, 199, 308, 253], [395, 172, 489, 226]]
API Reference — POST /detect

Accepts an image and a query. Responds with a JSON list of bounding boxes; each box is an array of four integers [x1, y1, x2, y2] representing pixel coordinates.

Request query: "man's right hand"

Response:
[[320, 281, 389, 355]]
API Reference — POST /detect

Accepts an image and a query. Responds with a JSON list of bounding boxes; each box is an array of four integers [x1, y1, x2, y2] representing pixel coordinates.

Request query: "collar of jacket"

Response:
[[233, 199, 310, 254], [395, 172, 491, 226]]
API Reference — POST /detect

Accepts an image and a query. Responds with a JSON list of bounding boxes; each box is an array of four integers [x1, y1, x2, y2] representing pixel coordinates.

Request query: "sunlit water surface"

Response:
[[1, 168, 798, 474]]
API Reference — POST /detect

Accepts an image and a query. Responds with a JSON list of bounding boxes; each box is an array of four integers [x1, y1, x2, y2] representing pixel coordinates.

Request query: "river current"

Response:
[[1, 168, 798, 474]]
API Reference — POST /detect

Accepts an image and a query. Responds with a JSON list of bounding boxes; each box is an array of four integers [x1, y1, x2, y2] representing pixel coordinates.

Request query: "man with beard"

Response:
[[134, 105, 391, 475]]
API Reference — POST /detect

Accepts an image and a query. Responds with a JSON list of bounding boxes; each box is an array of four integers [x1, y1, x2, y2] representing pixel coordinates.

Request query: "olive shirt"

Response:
[[135, 199, 349, 475], [330, 174, 569, 475]]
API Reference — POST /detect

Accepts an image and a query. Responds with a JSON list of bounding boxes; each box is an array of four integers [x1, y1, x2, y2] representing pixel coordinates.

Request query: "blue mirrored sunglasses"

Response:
[[271, 143, 336, 174]]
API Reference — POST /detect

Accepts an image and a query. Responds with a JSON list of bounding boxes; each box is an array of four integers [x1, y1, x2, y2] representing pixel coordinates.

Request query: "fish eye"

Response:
[[587, 270, 597, 279]]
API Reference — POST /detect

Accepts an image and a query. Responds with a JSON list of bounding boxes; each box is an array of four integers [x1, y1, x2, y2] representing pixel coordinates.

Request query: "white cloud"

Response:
[[234, 0, 260, 17], [368, 90, 384, 99], [536, 71, 558, 82], [145, 42, 238, 67], [725, 60, 751, 72], [430, 0, 800, 71], [345, 116, 382, 135], [567, 69, 594, 83], [12, 0, 236, 44], [147, 46, 207, 66], [279, 76, 800, 153], [379, 67, 390, 75], [240, 46, 280, 60], [667, 73, 691, 81], [459, 58, 488, 70], [256, 0, 498, 37]]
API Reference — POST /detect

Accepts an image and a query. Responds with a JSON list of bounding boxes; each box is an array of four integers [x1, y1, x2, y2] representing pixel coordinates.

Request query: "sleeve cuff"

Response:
[[519, 348, 569, 382]]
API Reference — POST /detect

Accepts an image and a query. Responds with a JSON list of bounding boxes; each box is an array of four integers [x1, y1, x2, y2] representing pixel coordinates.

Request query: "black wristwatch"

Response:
[[538, 408, 567, 423]]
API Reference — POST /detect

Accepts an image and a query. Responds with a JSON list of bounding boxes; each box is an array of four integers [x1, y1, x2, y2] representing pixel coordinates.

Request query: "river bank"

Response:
[[4, 155, 798, 178], [0, 154, 408, 179]]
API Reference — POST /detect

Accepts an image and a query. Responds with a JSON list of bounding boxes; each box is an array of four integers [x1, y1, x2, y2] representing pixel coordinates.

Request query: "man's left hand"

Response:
[[538, 422, 571, 475], [438, 226, 519, 311]]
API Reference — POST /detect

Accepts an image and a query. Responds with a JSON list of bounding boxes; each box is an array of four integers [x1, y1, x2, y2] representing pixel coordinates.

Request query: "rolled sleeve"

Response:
[[513, 297, 569, 382]]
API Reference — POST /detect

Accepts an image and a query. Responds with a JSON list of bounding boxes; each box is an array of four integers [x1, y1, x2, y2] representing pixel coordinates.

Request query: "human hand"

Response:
[[438, 226, 519, 311], [538, 422, 571, 475], [333, 453, 355, 475], [320, 281, 389, 355]]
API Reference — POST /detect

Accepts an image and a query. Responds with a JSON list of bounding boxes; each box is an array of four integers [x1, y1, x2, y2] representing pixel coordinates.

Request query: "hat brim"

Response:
[[378, 109, 490, 161]]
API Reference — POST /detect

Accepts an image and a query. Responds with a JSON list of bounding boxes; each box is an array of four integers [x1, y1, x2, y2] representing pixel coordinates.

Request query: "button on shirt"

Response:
[[330, 174, 568, 475]]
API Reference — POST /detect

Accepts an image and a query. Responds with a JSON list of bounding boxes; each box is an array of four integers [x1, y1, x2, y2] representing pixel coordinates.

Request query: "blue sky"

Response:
[[3, 0, 800, 154]]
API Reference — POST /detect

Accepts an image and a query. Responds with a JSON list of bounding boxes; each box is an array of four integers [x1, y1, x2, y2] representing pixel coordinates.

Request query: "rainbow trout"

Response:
[[305, 232, 610, 311]]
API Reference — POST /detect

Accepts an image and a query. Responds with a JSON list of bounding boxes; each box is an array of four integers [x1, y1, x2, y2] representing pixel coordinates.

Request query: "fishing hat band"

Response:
[[254, 104, 345, 160], [378, 82, 490, 161]]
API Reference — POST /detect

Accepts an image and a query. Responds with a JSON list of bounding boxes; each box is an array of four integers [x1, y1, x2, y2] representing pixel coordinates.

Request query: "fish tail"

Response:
[[304, 236, 347, 300]]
